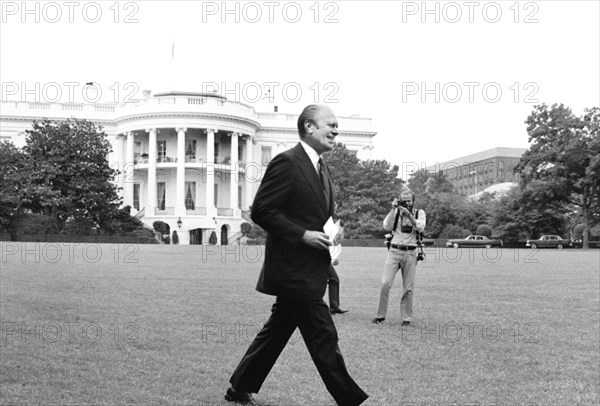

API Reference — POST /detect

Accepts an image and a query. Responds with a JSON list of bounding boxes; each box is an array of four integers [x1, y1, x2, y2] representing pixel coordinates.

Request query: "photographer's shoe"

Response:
[[371, 318, 385, 324], [402, 321, 411, 326]]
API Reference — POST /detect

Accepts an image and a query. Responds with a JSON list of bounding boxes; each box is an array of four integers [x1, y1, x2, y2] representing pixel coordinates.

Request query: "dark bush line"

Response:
[[1, 234, 158, 244]]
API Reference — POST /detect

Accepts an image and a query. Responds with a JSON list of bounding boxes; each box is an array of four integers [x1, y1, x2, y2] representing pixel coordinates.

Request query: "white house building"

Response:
[[0, 91, 376, 245]]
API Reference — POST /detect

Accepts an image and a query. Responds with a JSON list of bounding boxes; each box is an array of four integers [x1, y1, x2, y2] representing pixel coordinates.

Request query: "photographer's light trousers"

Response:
[[376, 249, 416, 322]]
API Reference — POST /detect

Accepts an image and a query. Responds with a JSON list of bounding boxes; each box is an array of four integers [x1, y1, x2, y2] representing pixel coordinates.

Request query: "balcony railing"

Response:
[[185, 156, 203, 163], [186, 207, 207, 215], [155, 207, 175, 215], [157, 156, 177, 163], [217, 156, 231, 165], [217, 208, 233, 216]]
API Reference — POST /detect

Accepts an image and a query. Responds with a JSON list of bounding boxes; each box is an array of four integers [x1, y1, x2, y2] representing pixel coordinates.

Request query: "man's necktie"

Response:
[[318, 158, 330, 211]]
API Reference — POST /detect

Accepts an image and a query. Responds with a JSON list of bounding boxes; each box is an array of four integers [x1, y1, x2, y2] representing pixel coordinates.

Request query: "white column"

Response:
[[230, 132, 239, 215], [147, 128, 157, 215], [205, 129, 216, 216], [176, 127, 187, 217], [123, 132, 134, 208], [113, 134, 125, 203], [244, 136, 254, 210]]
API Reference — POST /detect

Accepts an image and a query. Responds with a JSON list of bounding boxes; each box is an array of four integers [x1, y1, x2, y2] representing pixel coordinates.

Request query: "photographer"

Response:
[[372, 187, 426, 326]]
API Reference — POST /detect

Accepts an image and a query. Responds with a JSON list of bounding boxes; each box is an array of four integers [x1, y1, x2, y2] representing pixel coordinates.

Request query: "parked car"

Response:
[[526, 235, 572, 249], [570, 239, 600, 249], [421, 238, 434, 247], [445, 235, 503, 248]]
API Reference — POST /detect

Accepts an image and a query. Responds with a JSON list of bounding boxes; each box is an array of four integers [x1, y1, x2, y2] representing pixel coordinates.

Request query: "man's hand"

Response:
[[302, 230, 332, 250], [332, 226, 344, 246], [399, 206, 411, 217], [399, 206, 417, 226]]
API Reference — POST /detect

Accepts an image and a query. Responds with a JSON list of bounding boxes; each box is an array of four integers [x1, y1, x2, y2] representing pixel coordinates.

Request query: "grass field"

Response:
[[1, 243, 598, 406]]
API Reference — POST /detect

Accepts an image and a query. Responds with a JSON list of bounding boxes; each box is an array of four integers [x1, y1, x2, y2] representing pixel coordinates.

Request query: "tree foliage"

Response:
[[325, 143, 404, 238], [0, 142, 36, 229], [476, 224, 492, 238], [517, 104, 599, 247], [19, 118, 122, 231]]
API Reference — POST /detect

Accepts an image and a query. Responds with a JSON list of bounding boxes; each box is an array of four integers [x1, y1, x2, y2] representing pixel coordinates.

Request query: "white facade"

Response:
[[0, 91, 376, 245]]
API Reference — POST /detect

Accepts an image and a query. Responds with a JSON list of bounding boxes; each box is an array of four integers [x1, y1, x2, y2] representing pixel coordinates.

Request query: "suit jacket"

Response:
[[251, 143, 335, 300]]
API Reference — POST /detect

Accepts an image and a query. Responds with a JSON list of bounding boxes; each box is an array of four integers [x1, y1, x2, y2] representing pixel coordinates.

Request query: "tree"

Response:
[[419, 192, 466, 238], [489, 183, 568, 240], [325, 143, 404, 238], [407, 168, 430, 197], [22, 118, 122, 230], [408, 168, 455, 198], [475, 224, 492, 238], [0, 142, 39, 229], [518, 104, 600, 248], [240, 221, 252, 236]]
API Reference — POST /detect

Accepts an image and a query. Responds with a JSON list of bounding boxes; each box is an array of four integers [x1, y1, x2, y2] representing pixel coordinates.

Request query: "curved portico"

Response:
[[114, 94, 260, 245]]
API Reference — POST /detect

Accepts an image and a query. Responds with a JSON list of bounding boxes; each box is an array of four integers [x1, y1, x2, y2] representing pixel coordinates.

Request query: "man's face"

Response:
[[399, 191, 413, 209], [304, 107, 339, 155]]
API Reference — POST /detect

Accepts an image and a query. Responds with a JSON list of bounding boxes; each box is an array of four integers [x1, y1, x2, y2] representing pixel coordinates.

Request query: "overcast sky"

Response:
[[1, 0, 598, 179]]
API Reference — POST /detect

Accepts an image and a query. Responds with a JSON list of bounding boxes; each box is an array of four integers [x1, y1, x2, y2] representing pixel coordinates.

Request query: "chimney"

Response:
[[274, 106, 278, 113]]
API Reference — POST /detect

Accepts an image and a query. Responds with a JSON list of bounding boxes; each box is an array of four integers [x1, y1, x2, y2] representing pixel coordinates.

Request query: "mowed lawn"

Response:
[[1, 243, 598, 406]]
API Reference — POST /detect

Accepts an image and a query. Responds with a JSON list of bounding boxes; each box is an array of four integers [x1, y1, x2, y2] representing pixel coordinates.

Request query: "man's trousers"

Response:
[[327, 265, 341, 310], [229, 297, 369, 406], [375, 248, 417, 322]]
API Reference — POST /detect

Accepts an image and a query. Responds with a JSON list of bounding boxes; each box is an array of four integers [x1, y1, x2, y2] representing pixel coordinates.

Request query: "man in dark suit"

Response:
[[224, 105, 368, 406]]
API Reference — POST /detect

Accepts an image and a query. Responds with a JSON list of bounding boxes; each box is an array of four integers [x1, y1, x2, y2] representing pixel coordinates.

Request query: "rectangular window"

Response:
[[157, 182, 166, 210], [238, 185, 242, 209], [157, 140, 167, 162], [214, 184, 218, 207], [261, 147, 272, 165], [133, 183, 140, 210], [185, 182, 196, 210]]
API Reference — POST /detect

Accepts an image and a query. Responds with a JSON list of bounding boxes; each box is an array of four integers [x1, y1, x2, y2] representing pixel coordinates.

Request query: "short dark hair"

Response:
[[297, 104, 323, 138]]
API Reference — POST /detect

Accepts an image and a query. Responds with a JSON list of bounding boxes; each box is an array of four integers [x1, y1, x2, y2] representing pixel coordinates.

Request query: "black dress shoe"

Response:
[[402, 321, 411, 326], [330, 307, 349, 314], [371, 317, 385, 324], [225, 387, 257, 405]]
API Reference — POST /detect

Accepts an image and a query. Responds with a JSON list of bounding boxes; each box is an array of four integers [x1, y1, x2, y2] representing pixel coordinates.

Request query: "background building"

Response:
[[0, 91, 376, 245], [425, 147, 527, 197]]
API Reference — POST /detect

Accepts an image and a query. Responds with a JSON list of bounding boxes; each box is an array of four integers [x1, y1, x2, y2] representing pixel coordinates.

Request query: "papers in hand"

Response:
[[324, 217, 342, 263], [323, 217, 341, 243], [330, 244, 342, 264]]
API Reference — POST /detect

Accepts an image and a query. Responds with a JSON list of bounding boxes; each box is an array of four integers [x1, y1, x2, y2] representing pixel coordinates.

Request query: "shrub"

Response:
[[240, 222, 252, 236], [124, 229, 159, 243], [153, 221, 168, 235], [475, 224, 492, 238], [62, 217, 98, 235], [10, 214, 59, 238]]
